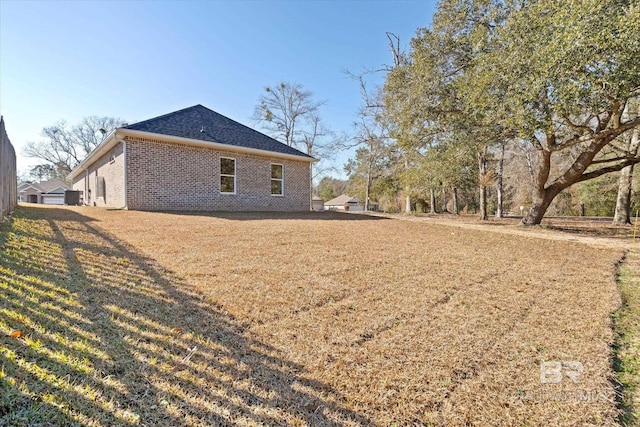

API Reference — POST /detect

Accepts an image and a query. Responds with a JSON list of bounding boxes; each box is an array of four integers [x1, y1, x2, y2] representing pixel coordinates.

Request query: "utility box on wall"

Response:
[[64, 190, 82, 206]]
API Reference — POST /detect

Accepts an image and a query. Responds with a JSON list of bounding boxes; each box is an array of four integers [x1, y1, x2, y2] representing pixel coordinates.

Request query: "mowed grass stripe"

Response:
[[0, 205, 625, 426]]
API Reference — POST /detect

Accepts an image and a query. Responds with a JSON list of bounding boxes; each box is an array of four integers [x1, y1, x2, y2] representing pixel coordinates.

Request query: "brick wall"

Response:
[[72, 142, 125, 207], [126, 138, 310, 211], [0, 117, 17, 219]]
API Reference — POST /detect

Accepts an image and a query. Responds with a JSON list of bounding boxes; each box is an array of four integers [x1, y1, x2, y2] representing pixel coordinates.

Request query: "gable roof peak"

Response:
[[123, 104, 313, 159]]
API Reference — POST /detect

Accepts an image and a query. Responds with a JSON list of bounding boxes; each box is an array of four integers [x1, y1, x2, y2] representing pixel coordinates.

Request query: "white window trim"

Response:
[[271, 163, 284, 197], [220, 157, 237, 195]]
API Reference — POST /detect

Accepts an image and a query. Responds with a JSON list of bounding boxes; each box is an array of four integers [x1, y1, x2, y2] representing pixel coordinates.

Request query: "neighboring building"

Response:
[[18, 179, 71, 205], [324, 194, 363, 211], [311, 196, 325, 212], [68, 105, 316, 211]]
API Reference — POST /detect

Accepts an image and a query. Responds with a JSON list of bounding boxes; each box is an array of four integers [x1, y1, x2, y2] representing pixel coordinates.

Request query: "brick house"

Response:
[[68, 105, 316, 211]]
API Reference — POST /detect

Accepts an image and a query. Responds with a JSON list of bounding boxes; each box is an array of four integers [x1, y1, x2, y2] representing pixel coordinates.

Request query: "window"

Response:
[[220, 157, 236, 194], [271, 163, 283, 196], [96, 176, 106, 199]]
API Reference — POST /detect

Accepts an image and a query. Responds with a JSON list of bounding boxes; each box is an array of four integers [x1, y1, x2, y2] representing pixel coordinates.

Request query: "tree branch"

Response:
[[576, 158, 640, 183], [590, 155, 640, 165], [550, 115, 640, 151]]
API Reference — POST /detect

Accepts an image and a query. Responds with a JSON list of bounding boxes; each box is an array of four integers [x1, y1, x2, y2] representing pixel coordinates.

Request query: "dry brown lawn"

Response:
[[0, 205, 627, 426]]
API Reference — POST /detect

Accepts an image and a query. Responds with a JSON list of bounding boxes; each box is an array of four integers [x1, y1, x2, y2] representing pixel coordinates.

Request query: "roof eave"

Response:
[[67, 129, 120, 180], [18, 184, 42, 192], [120, 129, 318, 163], [42, 186, 70, 194]]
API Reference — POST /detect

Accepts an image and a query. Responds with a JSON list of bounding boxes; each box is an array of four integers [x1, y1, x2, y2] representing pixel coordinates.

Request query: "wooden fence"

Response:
[[0, 116, 17, 220]]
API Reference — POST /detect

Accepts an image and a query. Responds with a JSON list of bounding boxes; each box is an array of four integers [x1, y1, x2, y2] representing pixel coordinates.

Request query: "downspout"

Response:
[[122, 133, 128, 209], [85, 169, 89, 205], [309, 162, 313, 211]]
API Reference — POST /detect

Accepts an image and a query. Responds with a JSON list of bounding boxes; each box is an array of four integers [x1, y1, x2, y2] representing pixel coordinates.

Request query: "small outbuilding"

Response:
[[312, 196, 324, 212], [324, 194, 363, 211]]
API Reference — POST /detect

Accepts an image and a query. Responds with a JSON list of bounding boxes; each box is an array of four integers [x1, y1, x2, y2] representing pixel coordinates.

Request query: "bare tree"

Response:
[[300, 113, 336, 182], [24, 116, 125, 174], [345, 113, 395, 212], [254, 82, 335, 203], [254, 82, 326, 150]]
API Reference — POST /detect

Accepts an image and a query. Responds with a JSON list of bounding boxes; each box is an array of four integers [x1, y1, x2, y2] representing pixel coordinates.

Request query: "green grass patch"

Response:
[[614, 250, 640, 426]]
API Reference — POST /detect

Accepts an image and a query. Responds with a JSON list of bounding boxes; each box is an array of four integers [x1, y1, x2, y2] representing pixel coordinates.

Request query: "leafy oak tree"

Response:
[[465, 0, 640, 224], [385, 0, 640, 224], [384, 0, 509, 220]]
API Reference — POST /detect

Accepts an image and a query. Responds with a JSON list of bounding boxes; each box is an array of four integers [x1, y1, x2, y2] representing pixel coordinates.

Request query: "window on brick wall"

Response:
[[220, 157, 236, 194], [271, 163, 283, 196], [96, 176, 106, 199]]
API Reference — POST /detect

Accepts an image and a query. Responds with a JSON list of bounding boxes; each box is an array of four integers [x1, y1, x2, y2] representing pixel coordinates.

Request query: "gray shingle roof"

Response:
[[124, 105, 313, 159], [18, 179, 71, 194], [324, 194, 359, 206], [38, 179, 71, 193]]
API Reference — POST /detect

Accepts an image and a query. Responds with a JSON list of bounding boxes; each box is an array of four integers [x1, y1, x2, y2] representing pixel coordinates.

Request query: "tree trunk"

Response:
[[613, 164, 635, 224], [365, 163, 372, 212], [523, 147, 555, 225], [523, 188, 561, 225], [365, 181, 370, 212], [495, 142, 505, 218], [613, 105, 640, 225], [441, 184, 448, 213], [404, 157, 412, 214], [452, 187, 459, 214], [430, 188, 436, 214], [479, 185, 487, 220], [478, 150, 488, 220]]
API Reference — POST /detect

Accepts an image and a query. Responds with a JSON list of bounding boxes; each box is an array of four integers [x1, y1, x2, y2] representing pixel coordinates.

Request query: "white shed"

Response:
[[312, 196, 325, 211], [324, 194, 363, 211]]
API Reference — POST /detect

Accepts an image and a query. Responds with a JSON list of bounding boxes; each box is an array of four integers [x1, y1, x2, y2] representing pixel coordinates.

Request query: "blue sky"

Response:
[[0, 0, 436, 178]]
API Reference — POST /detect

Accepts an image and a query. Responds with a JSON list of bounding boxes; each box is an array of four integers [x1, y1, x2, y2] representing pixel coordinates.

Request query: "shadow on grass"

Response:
[[0, 206, 373, 426], [147, 210, 388, 221], [542, 224, 631, 239]]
